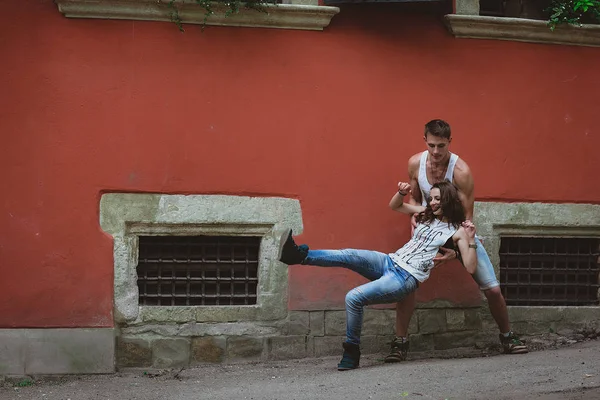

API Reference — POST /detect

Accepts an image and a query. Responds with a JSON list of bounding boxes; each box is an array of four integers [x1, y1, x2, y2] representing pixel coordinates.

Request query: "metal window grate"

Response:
[[479, 0, 507, 17], [323, 0, 447, 3], [137, 236, 260, 306], [499, 237, 600, 306], [479, 0, 548, 19]]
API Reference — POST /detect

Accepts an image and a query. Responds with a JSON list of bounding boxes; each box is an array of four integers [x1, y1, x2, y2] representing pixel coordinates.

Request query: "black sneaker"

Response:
[[337, 342, 361, 371], [384, 337, 409, 363], [277, 229, 309, 265], [499, 332, 528, 354]]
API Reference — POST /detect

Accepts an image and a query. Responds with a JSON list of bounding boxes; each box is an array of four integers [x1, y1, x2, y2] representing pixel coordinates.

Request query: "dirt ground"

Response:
[[2, 339, 599, 400]]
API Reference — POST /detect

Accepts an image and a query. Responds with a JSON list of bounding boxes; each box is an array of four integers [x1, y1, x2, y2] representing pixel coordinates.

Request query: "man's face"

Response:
[[424, 134, 451, 162]]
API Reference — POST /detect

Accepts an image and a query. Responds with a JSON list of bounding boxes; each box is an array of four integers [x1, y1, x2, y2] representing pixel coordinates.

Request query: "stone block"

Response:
[[557, 307, 600, 324], [474, 331, 499, 349], [287, 311, 310, 335], [196, 306, 259, 322], [409, 333, 434, 352], [116, 337, 152, 368], [360, 335, 393, 354], [152, 338, 190, 368], [511, 321, 558, 335], [464, 309, 483, 330], [140, 307, 196, 323], [178, 322, 278, 337], [455, 0, 480, 15], [25, 328, 115, 374], [191, 336, 226, 364], [313, 336, 345, 357], [0, 330, 26, 375], [309, 311, 325, 336], [433, 330, 478, 350], [446, 309, 465, 331], [268, 336, 308, 360], [290, 0, 319, 5], [226, 337, 264, 361], [120, 324, 180, 337], [479, 308, 498, 332], [306, 336, 315, 357], [417, 309, 447, 334], [324, 311, 346, 336], [408, 313, 419, 335], [361, 310, 395, 336], [416, 299, 460, 309], [507, 306, 564, 324]]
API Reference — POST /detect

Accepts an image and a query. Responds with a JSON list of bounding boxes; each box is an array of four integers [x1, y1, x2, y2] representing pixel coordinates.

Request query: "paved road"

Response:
[[3, 340, 599, 400]]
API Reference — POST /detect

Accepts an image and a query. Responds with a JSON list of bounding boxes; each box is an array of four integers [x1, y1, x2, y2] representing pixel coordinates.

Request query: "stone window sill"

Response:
[[445, 14, 600, 47], [55, 0, 340, 31]]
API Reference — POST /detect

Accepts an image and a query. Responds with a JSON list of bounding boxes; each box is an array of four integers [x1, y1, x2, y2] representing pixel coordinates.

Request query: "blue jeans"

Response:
[[471, 236, 500, 290], [304, 249, 419, 345]]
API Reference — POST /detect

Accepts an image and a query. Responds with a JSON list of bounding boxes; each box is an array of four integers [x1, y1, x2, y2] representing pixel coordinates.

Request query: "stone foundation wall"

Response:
[[116, 303, 600, 369], [1, 304, 598, 375]]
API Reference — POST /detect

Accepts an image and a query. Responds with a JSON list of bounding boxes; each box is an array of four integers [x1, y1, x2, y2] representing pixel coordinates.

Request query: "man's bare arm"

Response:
[[435, 159, 473, 265], [408, 162, 422, 206], [453, 160, 475, 221]]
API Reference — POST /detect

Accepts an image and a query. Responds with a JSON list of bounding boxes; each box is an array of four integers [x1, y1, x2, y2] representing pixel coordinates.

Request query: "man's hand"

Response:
[[433, 247, 458, 266], [461, 220, 477, 239], [410, 213, 418, 236]]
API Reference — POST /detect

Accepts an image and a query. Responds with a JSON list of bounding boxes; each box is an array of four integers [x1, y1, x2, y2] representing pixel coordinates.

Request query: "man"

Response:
[[384, 119, 528, 363]]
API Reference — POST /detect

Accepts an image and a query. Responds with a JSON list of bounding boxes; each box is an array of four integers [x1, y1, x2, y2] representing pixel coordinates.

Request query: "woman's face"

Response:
[[429, 188, 443, 216]]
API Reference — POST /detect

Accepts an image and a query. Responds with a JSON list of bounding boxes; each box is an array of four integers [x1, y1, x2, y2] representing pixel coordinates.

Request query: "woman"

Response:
[[277, 181, 478, 371]]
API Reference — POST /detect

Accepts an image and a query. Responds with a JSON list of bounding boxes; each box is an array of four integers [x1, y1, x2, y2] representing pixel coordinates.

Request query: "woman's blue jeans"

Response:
[[304, 249, 418, 346]]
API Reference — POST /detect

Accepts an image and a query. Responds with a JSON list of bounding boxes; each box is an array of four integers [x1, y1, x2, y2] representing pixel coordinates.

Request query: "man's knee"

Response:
[[483, 286, 503, 301]]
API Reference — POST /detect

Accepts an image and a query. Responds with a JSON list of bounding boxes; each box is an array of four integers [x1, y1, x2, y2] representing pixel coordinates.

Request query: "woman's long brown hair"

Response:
[[415, 181, 466, 228]]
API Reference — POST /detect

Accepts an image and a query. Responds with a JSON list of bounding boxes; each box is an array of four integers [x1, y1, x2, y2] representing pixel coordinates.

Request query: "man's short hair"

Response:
[[424, 119, 451, 140]]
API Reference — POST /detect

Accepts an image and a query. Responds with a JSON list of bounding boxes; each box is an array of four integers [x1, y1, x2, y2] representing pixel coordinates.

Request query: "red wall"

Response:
[[1, 1, 599, 327]]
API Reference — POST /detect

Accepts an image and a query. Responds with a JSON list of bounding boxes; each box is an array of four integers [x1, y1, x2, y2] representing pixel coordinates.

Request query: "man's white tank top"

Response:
[[418, 151, 459, 206], [389, 219, 457, 282]]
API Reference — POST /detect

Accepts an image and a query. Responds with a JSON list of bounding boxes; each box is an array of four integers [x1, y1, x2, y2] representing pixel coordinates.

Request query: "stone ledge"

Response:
[[55, 0, 340, 31], [445, 15, 600, 47], [0, 329, 115, 375]]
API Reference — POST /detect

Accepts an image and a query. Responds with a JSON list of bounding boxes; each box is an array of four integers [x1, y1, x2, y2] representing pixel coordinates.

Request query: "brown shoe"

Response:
[[384, 337, 408, 363], [499, 332, 528, 354]]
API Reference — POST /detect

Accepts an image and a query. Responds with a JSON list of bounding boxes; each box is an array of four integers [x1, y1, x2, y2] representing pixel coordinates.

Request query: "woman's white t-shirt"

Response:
[[389, 219, 457, 282]]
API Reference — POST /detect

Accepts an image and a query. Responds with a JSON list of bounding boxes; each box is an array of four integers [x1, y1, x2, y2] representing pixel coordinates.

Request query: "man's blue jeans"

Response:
[[304, 249, 419, 345]]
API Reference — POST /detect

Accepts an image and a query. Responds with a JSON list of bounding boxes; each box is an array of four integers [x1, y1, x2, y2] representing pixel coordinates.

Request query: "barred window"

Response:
[[137, 236, 260, 306], [499, 237, 600, 306]]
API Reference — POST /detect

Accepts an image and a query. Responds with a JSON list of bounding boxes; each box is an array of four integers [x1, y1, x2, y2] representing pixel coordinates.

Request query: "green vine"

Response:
[[166, 0, 274, 32], [547, 0, 600, 30]]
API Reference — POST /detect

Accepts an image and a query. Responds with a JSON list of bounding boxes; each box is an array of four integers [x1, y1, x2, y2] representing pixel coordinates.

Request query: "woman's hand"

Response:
[[397, 182, 411, 195], [461, 220, 476, 239]]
